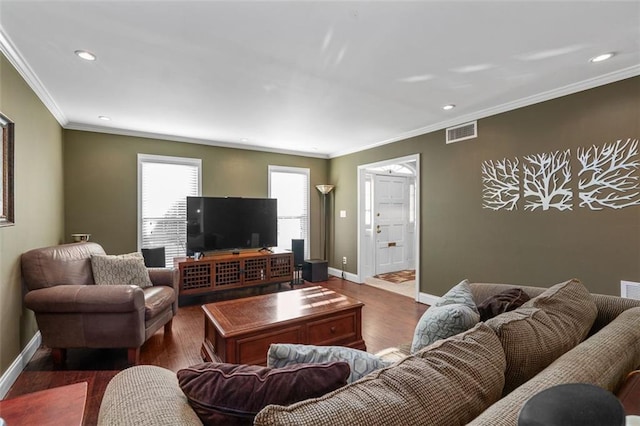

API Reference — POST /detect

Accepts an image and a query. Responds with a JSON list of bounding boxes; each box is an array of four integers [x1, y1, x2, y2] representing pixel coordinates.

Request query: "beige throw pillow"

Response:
[[486, 278, 597, 394], [91, 252, 153, 288]]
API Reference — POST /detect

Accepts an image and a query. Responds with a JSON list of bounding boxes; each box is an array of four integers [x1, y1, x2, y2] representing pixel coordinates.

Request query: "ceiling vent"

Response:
[[446, 121, 477, 144], [621, 280, 640, 299]]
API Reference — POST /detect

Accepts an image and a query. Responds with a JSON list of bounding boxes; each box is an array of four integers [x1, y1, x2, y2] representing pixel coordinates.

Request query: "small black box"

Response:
[[303, 259, 328, 282]]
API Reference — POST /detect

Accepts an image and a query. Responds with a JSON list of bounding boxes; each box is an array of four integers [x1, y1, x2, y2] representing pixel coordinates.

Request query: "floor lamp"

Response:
[[316, 184, 334, 261]]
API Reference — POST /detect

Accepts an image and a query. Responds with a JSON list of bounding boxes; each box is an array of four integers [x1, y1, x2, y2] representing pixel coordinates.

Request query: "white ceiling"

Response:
[[0, 1, 639, 158]]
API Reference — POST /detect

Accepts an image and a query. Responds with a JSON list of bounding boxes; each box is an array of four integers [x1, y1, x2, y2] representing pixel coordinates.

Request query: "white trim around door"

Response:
[[357, 154, 421, 302]]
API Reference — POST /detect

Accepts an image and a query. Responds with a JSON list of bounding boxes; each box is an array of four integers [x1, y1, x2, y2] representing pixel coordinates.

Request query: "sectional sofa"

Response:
[[97, 279, 640, 425]]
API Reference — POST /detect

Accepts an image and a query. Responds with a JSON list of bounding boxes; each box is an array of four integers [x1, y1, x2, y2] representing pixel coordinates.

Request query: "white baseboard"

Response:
[[0, 331, 41, 399], [328, 267, 437, 306], [418, 292, 439, 306], [328, 267, 360, 283]]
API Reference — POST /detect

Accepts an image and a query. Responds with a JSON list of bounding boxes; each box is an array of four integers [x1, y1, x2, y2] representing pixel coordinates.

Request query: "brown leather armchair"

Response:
[[21, 242, 178, 365]]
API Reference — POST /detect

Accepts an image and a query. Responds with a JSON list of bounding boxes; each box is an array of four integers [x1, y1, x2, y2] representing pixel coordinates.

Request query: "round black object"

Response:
[[518, 383, 625, 426]]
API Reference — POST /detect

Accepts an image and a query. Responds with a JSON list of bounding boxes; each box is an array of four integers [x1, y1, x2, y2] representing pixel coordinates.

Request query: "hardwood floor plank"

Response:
[[5, 277, 429, 425]]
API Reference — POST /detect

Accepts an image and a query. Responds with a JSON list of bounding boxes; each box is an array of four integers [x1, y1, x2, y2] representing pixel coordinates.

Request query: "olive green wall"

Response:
[[0, 54, 64, 378], [330, 76, 640, 297], [63, 130, 328, 257]]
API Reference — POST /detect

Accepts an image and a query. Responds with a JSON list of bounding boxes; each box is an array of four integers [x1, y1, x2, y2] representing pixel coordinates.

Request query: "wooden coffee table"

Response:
[[201, 286, 366, 365], [0, 382, 87, 425]]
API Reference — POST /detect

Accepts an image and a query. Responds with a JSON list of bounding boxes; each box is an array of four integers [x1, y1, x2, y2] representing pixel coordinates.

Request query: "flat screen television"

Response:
[[186, 196, 277, 255]]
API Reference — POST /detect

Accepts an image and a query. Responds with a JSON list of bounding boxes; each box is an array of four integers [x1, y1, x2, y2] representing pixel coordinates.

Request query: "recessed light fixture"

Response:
[[241, 138, 249, 143], [74, 50, 97, 61], [442, 104, 456, 111], [98, 115, 111, 121], [590, 52, 615, 63]]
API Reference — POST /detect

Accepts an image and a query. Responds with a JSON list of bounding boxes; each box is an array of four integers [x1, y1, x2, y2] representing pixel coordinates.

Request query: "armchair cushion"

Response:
[[91, 253, 153, 288]]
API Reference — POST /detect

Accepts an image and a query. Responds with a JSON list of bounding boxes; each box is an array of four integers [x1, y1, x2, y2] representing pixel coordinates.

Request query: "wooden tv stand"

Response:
[[176, 249, 293, 296]]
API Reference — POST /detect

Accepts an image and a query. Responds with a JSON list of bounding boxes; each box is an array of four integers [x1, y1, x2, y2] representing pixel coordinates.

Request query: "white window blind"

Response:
[[268, 166, 309, 258], [138, 154, 201, 266]]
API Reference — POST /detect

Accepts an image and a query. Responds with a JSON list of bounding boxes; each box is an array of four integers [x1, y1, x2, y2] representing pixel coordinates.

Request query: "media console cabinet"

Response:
[[175, 249, 293, 296]]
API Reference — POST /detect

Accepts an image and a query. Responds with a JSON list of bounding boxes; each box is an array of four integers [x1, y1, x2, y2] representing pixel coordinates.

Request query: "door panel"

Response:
[[375, 175, 409, 274]]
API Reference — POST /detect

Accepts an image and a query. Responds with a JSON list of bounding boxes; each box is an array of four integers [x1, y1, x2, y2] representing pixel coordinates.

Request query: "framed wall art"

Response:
[[0, 111, 15, 227]]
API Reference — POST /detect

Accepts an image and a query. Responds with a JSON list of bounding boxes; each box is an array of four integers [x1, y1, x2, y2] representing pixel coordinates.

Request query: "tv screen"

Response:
[[186, 197, 277, 255]]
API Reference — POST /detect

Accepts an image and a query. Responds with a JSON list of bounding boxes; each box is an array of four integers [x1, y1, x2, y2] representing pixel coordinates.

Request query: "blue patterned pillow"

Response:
[[410, 303, 480, 353], [267, 344, 392, 383], [410, 279, 480, 354], [435, 279, 478, 312]]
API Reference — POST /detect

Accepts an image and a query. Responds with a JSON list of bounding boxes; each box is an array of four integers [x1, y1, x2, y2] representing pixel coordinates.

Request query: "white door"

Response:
[[374, 174, 409, 274]]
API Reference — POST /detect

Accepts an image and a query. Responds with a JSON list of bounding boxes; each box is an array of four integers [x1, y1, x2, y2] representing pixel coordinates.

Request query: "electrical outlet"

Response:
[[342, 256, 347, 265]]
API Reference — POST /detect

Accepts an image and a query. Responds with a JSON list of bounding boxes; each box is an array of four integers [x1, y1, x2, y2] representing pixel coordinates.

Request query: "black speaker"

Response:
[[303, 259, 328, 282], [291, 239, 304, 266], [141, 247, 166, 267]]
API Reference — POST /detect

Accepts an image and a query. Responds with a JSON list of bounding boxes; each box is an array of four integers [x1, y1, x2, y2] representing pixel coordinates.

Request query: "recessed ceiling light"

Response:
[[98, 115, 111, 121], [241, 138, 249, 143], [590, 52, 615, 63], [74, 50, 97, 61], [442, 104, 456, 111]]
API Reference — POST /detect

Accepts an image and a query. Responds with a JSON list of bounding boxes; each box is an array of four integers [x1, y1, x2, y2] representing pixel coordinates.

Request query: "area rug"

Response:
[[374, 269, 415, 284]]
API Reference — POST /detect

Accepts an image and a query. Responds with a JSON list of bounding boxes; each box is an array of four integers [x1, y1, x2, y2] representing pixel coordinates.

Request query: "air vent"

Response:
[[621, 280, 640, 299], [446, 121, 477, 144]]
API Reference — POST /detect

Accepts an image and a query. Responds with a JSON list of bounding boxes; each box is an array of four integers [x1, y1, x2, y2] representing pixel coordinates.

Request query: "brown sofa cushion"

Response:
[[255, 323, 506, 426], [477, 288, 530, 321], [486, 278, 597, 394], [470, 306, 640, 426], [177, 362, 350, 425]]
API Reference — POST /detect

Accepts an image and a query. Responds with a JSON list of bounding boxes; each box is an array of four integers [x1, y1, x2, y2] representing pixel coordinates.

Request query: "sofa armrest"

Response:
[[148, 268, 179, 313], [148, 267, 176, 287], [24, 285, 144, 314], [98, 365, 202, 426]]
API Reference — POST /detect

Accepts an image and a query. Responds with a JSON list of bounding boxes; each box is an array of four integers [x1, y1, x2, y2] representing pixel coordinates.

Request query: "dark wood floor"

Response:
[[6, 277, 428, 425]]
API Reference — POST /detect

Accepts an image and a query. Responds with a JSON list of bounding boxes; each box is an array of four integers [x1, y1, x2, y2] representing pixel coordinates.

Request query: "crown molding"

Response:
[[0, 25, 68, 125], [64, 122, 330, 159], [329, 65, 640, 158], [2, 18, 637, 160]]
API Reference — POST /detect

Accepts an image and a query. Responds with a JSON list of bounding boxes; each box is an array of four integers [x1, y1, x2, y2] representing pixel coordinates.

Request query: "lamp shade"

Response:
[[316, 184, 335, 194]]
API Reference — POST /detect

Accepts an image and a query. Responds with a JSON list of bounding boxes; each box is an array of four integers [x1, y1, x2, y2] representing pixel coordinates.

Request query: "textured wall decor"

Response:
[[482, 158, 520, 211], [482, 140, 639, 212], [523, 149, 573, 211], [577, 138, 640, 210]]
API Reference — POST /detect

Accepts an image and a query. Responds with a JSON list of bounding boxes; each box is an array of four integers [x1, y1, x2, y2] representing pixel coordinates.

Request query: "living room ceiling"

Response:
[[0, 1, 638, 158]]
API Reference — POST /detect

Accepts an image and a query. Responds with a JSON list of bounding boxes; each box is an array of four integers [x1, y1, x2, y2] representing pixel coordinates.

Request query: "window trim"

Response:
[[137, 153, 202, 252], [268, 165, 310, 258]]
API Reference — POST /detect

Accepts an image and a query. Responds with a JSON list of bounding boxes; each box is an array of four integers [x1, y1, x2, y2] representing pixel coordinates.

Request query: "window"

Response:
[[138, 154, 201, 266], [268, 166, 309, 257]]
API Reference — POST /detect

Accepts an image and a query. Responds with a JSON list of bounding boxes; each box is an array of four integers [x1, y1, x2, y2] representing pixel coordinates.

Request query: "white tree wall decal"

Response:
[[577, 138, 640, 210], [523, 149, 572, 211], [482, 158, 520, 210]]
